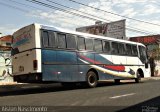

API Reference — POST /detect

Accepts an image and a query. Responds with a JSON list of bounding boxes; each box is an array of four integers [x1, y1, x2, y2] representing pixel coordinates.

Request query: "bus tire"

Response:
[[86, 71, 98, 88], [135, 71, 141, 83]]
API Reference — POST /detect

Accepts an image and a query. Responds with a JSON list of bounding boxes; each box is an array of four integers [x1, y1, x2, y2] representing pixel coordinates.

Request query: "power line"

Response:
[[0, 0, 82, 29], [26, 0, 156, 35], [0, 1, 29, 13], [44, 0, 157, 35], [7, 0, 158, 35], [26, 0, 99, 21], [7, 0, 42, 10], [68, 0, 160, 27], [5, 0, 156, 35], [7, 0, 96, 26], [45, 0, 107, 22]]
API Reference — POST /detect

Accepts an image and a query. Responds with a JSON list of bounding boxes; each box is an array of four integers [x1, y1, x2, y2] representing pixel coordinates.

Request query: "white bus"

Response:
[[12, 23, 150, 87]]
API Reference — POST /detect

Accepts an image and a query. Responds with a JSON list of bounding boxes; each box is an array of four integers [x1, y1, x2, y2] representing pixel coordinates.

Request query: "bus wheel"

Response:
[[114, 79, 120, 84], [135, 71, 141, 83], [86, 71, 98, 88]]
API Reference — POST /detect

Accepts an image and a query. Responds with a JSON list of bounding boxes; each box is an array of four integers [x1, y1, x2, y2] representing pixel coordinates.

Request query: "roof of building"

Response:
[[0, 35, 12, 42]]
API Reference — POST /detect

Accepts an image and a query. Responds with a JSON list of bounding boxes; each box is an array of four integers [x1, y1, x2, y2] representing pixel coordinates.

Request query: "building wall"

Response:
[[0, 35, 13, 83], [130, 35, 160, 76]]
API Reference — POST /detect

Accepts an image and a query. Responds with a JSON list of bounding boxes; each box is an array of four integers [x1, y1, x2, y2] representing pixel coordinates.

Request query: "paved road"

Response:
[[0, 79, 160, 112]]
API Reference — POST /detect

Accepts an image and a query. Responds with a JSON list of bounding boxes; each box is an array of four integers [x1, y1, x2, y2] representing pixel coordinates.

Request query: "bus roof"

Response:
[[15, 23, 145, 47]]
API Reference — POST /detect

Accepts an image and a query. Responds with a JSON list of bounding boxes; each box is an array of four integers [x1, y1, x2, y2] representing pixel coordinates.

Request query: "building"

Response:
[[76, 20, 127, 40], [0, 35, 12, 51], [0, 35, 13, 83], [129, 35, 160, 76]]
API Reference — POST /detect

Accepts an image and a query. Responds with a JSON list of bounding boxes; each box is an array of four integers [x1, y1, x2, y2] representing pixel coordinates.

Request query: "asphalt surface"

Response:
[[0, 79, 160, 112]]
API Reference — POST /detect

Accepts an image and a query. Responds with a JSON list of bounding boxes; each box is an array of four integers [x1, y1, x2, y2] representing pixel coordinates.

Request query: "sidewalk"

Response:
[[143, 76, 160, 81], [0, 82, 18, 86]]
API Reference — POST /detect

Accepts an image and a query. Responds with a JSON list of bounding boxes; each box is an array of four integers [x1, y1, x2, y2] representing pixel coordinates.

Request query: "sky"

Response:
[[0, 0, 160, 37]]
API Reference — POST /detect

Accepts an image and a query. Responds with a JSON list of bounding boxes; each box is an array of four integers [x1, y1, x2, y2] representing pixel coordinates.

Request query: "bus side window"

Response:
[[42, 31, 49, 47], [66, 34, 76, 49], [77, 37, 85, 50], [111, 42, 118, 54], [48, 31, 56, 47], [126, 44, 132, 55], [119, 43, 126, 55], [85, 38, 93, 51], [132, 45, 138, 56], [103, 41, 110, 53], [94, 39, 103, 52], [57, 33, 66, 49]]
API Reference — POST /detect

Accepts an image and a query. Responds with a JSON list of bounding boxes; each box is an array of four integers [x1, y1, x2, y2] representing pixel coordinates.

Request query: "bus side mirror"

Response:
[[145, 62, 149, 68]]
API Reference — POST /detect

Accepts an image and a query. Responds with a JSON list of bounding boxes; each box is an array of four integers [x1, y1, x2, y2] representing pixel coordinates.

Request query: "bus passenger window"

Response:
[[66, 34, 76, 49], [42, 31, 49, 47], [111, 42, 118, 54], [57, 33, 66, 48], [126, 44, 132, 55], [85, 38, 93, 51], [94, 39, 102, 52], [48, 31, 56, 47], [132, 45, 138, 56], [78, 37, 85, 50], [103, 41, 110, 53], [119, 43, 126, 55]]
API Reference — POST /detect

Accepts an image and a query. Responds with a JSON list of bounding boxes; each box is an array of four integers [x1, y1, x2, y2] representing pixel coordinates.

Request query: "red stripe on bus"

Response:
[[79, 54, 125, 71], [104, 65, 125, 71]]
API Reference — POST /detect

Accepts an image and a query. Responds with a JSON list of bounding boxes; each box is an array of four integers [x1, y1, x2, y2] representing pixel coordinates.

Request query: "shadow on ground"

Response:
[[45, 96, 160, 112], [118, 96, 160, 112], [0, 81, 138, 97]]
